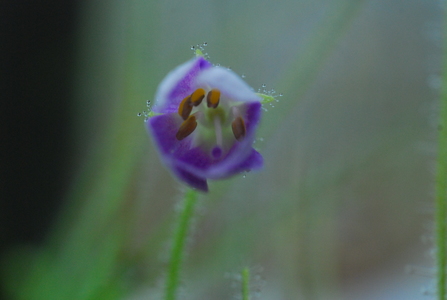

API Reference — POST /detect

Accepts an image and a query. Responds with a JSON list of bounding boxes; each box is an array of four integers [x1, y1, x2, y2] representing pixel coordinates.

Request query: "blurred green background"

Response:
[[1, 0, 442, 299]]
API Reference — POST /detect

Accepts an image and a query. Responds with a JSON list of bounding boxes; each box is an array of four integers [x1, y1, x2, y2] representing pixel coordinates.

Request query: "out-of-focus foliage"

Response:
[[1, 0, 442, 299]]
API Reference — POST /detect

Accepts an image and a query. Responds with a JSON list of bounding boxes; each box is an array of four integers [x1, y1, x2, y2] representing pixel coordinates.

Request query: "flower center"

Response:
[[175, 88, 247, 150]]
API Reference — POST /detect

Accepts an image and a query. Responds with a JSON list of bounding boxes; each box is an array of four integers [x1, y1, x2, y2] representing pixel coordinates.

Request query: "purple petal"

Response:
[[175, 146, 213, 170], [173, 167, 208, 192], [148, 113, 183, 154], [148, 113, 210, 190], [222, 149, 263, 177], [153, 57, 212, 114], [206, 101, 262, 178], [208, 148, 264, 179]]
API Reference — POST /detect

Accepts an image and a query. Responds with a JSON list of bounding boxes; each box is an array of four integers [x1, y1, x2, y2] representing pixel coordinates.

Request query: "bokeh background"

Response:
[[1, 0, 443, 299]]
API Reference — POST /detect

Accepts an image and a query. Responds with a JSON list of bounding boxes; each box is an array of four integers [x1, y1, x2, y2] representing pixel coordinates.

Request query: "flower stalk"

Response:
[[436, 14, 447, 300], [241, 267, 250, 300], [165, 189, 198, 300]]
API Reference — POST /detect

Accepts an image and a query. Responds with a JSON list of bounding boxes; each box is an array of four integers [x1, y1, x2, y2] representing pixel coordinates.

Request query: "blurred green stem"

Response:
[[436, 14, 447, 300], [241, 267, 250, 300], [165, 189, 198, 300], [264, 0, 365, 139]]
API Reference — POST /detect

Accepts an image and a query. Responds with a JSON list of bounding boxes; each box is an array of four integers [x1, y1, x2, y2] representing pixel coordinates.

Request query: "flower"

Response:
[[147, 56, 263, 192]]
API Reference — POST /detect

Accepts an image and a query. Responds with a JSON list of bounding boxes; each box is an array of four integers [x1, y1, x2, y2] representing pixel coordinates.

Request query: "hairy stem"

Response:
[[436, 13, 447, 300], [241, 267, 250, 300], [165, 189, 198, 300]]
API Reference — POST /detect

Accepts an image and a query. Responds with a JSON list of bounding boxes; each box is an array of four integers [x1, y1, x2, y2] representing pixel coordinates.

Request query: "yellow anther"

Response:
[[178, 95, 193, 120], [190, 88, 205, 106], [176, 115, 197, 141], [206, 89, 220, 108], [231, 116, 246, 141]]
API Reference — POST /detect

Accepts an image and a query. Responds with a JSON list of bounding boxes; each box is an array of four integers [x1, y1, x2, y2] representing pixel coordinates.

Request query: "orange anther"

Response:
[[190, 88, 205, 106], [231, 116, 246, 141], [178, 95, 193, 120], [176, 115, 197, 141], [206, 89, 220, 108]]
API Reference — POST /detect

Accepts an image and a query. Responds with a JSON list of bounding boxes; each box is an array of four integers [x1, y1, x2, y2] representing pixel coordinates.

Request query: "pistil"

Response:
[[214, 116, 223, 146]]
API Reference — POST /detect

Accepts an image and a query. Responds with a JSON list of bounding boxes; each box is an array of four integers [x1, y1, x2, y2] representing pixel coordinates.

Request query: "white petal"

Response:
[[196, 67, 261, 103]]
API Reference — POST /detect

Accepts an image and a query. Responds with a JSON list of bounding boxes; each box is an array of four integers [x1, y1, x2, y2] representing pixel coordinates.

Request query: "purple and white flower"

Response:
[[147, 56, 263, 192]]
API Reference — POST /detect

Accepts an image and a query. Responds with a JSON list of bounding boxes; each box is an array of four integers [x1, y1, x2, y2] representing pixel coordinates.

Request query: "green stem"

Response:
[[436, 14, 447, 300], [241, 267, 250, 300], [261, 0, 365, 139], [165, 189, 198, 300]]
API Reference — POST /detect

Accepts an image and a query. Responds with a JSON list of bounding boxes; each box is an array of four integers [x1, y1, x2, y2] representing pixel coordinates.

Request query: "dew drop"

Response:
[[242, 174, 246, 178], [241, 74, 246, 78], [259, 137, 264, 142], [137, 112, 142, 117], [191, 45, 195, 50], [262, 83, 266, 88], [216, 63, 220, 67], [144, 117, 148, 122], [203, 42, 208, 46], [279, 93, 283, 97]]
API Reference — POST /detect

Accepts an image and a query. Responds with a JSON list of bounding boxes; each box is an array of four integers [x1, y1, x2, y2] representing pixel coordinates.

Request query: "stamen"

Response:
[[214, 116, 223, 147], [178, 95, 193, 120], [211, 116, 224, 159], [176, 115, 197, 140], [206, 89, 220, 108], [231, 116, 246, 141], [190, 88, 205, 106]]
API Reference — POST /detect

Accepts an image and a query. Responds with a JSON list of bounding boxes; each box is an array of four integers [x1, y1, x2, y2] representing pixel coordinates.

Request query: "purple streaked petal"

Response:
[[215, 149, 263, 179], [153, 57, 212, 113], [196, 67, 261, 103], [206, 101, 262, 177], [148, 113, 183, 154], [148, 113, 209, 191], [173, 166, 208, 192], [175, 146, 213, 171], [148, 113, 212, 175]]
